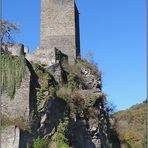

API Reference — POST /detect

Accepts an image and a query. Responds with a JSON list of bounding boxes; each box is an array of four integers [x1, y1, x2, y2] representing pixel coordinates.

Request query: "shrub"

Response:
[[77, 58, 101, 78], [33, 137, 49, 148], [0, 115, 30, 131], [57, 88, 97, 119], [85, 95, 96, 108], [56, 87, 72, 102], [55, 117, 69, 148]]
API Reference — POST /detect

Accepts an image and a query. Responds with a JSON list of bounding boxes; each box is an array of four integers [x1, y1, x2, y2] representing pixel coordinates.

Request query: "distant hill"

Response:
[[112, 101, 147, 148]]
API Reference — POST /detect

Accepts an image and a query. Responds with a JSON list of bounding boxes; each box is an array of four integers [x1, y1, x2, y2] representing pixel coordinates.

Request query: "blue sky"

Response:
[[2, 0, 146, 111]]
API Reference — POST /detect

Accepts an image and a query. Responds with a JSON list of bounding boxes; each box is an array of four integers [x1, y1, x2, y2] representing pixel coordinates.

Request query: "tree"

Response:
[[0, 19, 20, 43]]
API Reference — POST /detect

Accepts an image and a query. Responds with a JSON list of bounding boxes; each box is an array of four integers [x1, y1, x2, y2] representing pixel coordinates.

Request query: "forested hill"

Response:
[[112, 101, 147, 148]]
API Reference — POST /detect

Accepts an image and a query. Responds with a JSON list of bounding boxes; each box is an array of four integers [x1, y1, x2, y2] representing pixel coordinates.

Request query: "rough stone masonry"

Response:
[[40, 0, 80, 64]]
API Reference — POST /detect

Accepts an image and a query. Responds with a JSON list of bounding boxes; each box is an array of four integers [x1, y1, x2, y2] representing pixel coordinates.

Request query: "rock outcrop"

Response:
[[0, 43, 112, 148]]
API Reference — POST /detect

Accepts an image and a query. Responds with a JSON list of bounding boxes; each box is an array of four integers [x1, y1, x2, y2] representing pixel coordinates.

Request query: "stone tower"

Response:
[[40, 0, 80, 64]]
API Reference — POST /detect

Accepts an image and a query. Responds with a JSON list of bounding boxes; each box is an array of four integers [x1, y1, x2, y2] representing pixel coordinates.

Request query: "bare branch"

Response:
[[0, 19, 20, 43]]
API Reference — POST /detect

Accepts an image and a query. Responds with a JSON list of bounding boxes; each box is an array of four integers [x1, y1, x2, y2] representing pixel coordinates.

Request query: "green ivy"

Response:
[[1, 54, 26, 98], [55, 117, 70, 148], [32, 137, 49, 148], [36, 84, 49, 112], [32, 62, 57, 112]]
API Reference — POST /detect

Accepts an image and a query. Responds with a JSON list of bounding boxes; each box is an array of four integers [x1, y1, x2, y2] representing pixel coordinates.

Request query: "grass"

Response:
[[0, 115, 31, 131]]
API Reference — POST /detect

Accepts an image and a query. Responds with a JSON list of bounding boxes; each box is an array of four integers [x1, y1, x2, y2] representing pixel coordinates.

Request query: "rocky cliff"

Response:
[[0, 45, 115, 148]]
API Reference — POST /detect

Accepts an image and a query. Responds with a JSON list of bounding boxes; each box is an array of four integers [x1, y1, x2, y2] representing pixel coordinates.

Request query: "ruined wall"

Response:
[[40, 0, 80, 63], [26, 47, 68, 67], [1, 126, 20, 148], [26, 48, 56, 66], [0, 126, 32, 148], [1, 43, 28, 56], [1, 67, 31, 120]]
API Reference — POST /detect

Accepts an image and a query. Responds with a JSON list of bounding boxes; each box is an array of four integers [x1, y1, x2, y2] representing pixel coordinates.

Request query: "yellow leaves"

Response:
[[113, 102, 146, 147], [120, 130, 141, 142]]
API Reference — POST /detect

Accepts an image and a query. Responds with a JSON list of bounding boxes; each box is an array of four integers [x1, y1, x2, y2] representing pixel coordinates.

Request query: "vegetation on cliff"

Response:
[[1, 54, 26, 98], [54, 117, 69, 148], [29, 58, 108, 148], [32, 62, 57, 112]]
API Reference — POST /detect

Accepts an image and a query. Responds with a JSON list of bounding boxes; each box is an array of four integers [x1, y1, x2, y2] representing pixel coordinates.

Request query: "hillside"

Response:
[[112, 101, 147, 148]]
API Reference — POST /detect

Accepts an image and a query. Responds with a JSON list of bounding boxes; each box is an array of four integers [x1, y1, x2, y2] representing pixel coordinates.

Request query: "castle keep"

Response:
[[40, 0, 80, 63]]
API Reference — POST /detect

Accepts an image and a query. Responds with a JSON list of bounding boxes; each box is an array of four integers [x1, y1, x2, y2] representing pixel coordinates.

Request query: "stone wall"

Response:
[[26, 47, 68, 67], [0, 59, 38, 148], [0, 126, 20, 148], [26, 48, 56, 66], [0, 126, 32, 148], [40, 0, 80, 64], [1, 67, 31, 120], [1, 43, 28, 56]]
